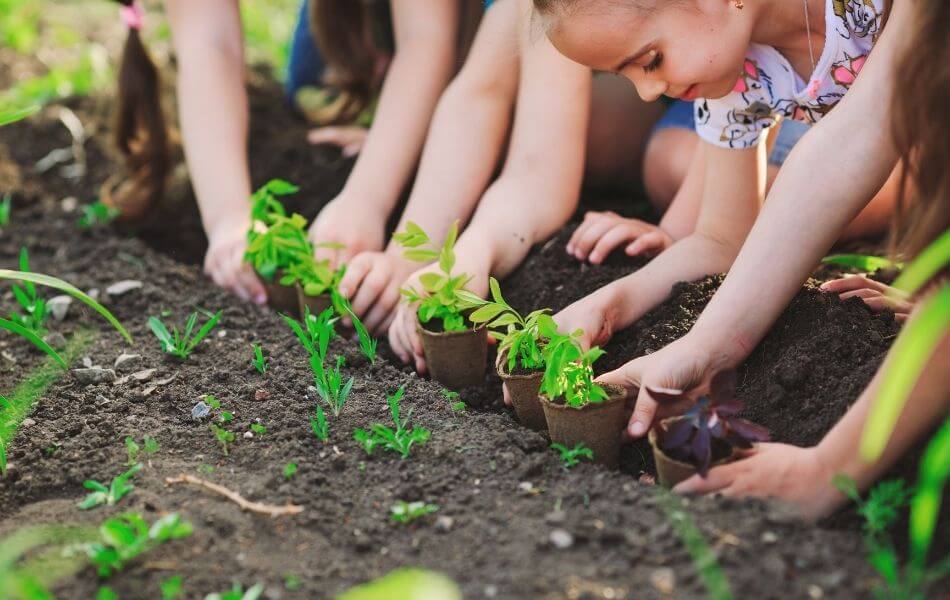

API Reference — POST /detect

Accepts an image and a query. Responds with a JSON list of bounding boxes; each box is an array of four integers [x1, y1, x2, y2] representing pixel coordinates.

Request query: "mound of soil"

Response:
[[0, 75, 939, 599]]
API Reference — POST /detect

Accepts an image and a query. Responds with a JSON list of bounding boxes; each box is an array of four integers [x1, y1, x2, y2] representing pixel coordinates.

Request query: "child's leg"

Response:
[[285, 0, 326, 103], [643, 101, 699, 211]]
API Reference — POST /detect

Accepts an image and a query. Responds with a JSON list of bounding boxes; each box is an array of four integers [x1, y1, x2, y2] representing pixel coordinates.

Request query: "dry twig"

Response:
[[165, 474, 303, 517]]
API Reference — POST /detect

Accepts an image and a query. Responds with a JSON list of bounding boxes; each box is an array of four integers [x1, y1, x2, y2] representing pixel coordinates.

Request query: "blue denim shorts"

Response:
[[652, 100, 810, 167]]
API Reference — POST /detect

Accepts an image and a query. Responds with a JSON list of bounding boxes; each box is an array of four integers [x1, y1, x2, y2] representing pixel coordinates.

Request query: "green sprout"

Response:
[[394, 221, 481, 332], [250, 343, 267, 374], [283, 572, 303, 591], [334, 294, 378, 364], [310, 404, 329, 442], [821, 253, 901, 272], [283, 306, 338, 363], [209, 424, 235, 456], [9, 248, 48, 336], [160, 575, 184, 600], [539, 330, 609, 408], [440, 389, 465, 411], [79, 512, 193, 578], [280, 251, 344, 297], [354, 387, 430, 459], [77, 201, 119, 229], [148, 309, 222, 359], [249, 179, 295, 227], [460, 277, 557, 372], [77, 463, 142, 510], [0, 193, 11, 227], [98, 587, 118, 600], [205, 583, 264, 600], [551, 442, 594, 469], [245, 212, 312, 282], [313, 354, 353, 417], [283, 462, 298, 480], [390, 501, 438, 525], [0, 105, 39, 127], [125, 436, 158, 467], [250, 423, 266, 436]]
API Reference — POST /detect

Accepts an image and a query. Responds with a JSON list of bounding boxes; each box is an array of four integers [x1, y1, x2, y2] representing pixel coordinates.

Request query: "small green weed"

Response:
[[79, 512, 193, 578], [160, 574, 184, 600], [250, 343, 267, 374], [310, 404, 329, 442], [390, 501, 438, 525], [551, 442, 594, 469], [125, 436, 158, 466], [354, 387, 430, 459], [148, 310, 222, 359], [77, 463, 142, 510], [77, 201, 118, 229], [283, 462, 298, 480]]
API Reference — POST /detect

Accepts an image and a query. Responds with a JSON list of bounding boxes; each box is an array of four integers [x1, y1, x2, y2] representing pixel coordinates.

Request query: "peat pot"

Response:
[[540, 384, 628, 468], [416, 320, 487, 390]]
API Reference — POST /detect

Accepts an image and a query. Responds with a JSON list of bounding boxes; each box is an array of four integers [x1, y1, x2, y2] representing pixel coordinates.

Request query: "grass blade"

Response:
[[0, 317, 64, 368], [892, 231, 950, 295], [822, 254, 899, 272]]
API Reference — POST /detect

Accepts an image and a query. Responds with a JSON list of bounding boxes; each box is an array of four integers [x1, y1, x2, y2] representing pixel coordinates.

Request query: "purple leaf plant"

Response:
[[647, 370, 770, 477]]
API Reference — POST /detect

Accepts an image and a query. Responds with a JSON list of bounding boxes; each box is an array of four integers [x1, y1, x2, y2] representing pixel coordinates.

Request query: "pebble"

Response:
[[191, 401, 211, 421], [86, 288, 100, 301], [73, 367, 116, 385], [47, 295, 72, 321], [254, 389, 270, 402], [60, 196, 78, 212], [130, 368, 157, 382], [544, 510, 567, 525], [243, 431, 254, 439], [483, 585, 498, 598], [105, 280, 142, 296], [95, 394, 110, 406], [81, 356, 93, 368], [216, 329, 227, 338], [549, 529, 574, 550], [434, 516, 454, 532], [43, 332, 66, 350], [761, 530, 779, 544], [113, 353, 142, 372], [21, 418, 36, 428], [517, 481, 534, 492], [650, 568, 675, 594]]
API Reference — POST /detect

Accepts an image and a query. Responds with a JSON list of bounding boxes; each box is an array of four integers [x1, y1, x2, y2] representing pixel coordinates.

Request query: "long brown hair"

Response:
[[111, 0, 169, 219], [889, 0, 949, 258], [309, 0, 482, 125]]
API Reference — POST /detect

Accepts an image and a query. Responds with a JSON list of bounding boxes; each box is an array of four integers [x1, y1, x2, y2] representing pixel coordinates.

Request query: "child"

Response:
[[571, 0, 947, 520], [107, 0, 477, 307], [379, 0, 662, 361], [527, 0, 902, 372]]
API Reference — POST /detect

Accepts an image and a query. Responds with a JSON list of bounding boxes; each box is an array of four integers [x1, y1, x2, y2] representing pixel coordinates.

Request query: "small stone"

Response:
[[95, 394, 110, 406], [113, 353, 142, 372], [105, 280, 143, 296], [61, 196, 78, 212], [549, 529, 574, 550], [243, 431, 254, 439], [216, 329, 227, 338], [434, 516, 455, 532], [47, 295, 72, 321], [650, 568, 675, 594], [43, 332, 67, 350], [21, 418, 36, 428], [545, 510, 567, 525], [306, 386, 318, 398], [81, 356, 93, 368], [484, 585, 498, 598], [761, 531, 779, 544], [86, 288, 100, 301], [254, 389, 269, 402], [73, 367, 116, 385], [517, 481, 534, 492], [808, 585, 824, 599], [191, 401, 211, 421], [130, 368, 157, 382]]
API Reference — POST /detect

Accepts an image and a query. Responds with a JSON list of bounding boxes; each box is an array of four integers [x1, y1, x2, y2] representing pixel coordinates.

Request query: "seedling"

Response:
[[125, 436, 158, 467], [78, 512, 193, 578], [280, 251, 345, 297], [390, 500, 438, 525], [461, 277, 556, 372], [9, 248, 49, 335], [451, 401, 466, 413], [313, 354, 353, 417], [98, 587, 118, 600], [210, 424, 235, 456], [283, 461, 298, 480], [283, 306, 338, 362], [539, 330, 609, 408], [250, 343, 267, 374], [77, 201, 119, 229], [354, 387, 430, 459], [78, 463, 142, 510], [250, 423, 266, 436], [821, 253, 900, 272], [283, 572, 303, 591], [249, 178, 296, 227], [310, 404, 329, 442], [337, 295, 378, 364], [647, 371, 770, 477], [0, 193, 11, 227], [394, 221, 480, 332], [440, 390, 465, 411], [160, 575, 184, 600], [206, 583, 264, 600], [551, 442, 594, 469], [148, 309, 222, 359], [205, 395, 233, 423], [245, 212, 312, 282]]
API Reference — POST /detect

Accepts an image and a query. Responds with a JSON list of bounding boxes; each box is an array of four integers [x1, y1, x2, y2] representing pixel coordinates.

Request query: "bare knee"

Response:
[[643, 128, 698, 211]]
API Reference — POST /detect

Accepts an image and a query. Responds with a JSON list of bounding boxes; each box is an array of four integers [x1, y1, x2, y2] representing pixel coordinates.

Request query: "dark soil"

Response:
[[0, 74, 942, 599]]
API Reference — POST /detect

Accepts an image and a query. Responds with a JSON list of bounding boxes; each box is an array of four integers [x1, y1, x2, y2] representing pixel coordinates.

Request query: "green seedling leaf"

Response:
[[148, 310, 221, 359], [910, 418, 950, 570], [250, 423, 266, 436], [0, 105, 39, 127], [390, 500, 438, 525], [336, 295, 378, 364], [353, 387, 430, 459], [0, 194, 11, 228], [210, 424, 235, 456], [77, 201, 119, 229], [821, 254, 899, 272], [892, 230, 950, 295], [551, 442, 594, 469], [78, 464, 143, 510], [80, 512, 192, 578], [205, 583, 264, 600], [283, 462, 298, 480], [160, 575, 184, 600], [251, 343, 268, 374], [310, 404, 329, 442], [337, 568, 461, 600], [0, 317, 65, 368]]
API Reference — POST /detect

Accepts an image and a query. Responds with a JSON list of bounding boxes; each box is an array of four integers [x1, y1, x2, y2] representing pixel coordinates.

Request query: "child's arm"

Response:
[[334, 0, 521, 334], [388, 5, 592, 370], [309, 0, 463, 265], [600, 0, 910, 438], [554, 140, 766, 365], [675, 322, 949, 522], [165, 0, 263, 303]]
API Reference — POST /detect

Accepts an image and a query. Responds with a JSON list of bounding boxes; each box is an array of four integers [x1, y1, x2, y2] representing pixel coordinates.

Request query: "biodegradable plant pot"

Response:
[[416, 320, 487, 390], [296, 283, 333, 317], [648, 423, 738, 489], [540, 384, 628, 468], [497, 353, 545, 431], [260, 270, 299, 315]]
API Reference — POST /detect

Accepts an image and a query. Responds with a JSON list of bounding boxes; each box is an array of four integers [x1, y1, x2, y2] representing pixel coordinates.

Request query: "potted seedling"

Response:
[[281, 251, 345, 317], [538, 330, 627, 468], [646, 371, 770, 488], [244, 180, 312, 314], [394, 221, 485, 389], [461, 277, 556, 430]]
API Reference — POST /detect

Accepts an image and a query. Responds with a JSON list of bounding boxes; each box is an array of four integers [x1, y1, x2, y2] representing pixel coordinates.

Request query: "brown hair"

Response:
[[889, 0, 950, 258], [111, 0, 169, 219], [309, 0, 482, 125]]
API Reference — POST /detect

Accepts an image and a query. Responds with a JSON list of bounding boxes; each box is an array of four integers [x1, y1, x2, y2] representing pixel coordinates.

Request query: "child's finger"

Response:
[[673, 465, 736, 495], [571, 218, 618, 260], [350, 266, 390, 317], [838, 288, 880, 300], [862, 296, 913, 316], [502, 382, 512, 407], [588, 224, 639, 264], [568, 212, 612, 252], [625, 231, 667, 257], [313, 243, 340, 267], [342, 142, 363, 158], [388, 315, 410, 364], [235, 263, 266, 305], [364, 284, 401, 334], [819, 274, 888, 294], [338, 255, 374, 299]]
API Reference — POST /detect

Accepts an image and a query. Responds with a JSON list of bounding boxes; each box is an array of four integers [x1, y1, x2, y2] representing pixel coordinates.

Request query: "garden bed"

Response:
[[0, 81, 924, 599]]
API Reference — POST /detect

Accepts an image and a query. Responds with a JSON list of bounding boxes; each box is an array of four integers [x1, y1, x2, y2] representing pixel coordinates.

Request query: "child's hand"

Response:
[[338, 250, 418, 335], [204, 218, 266, 305], [308, 198, 386, 267], [673, 443, 842, 522], [567, 211, 673, 264], [552, 294, 618, 351], [819, 275, 913, 321], [307, 125, 368, 158]]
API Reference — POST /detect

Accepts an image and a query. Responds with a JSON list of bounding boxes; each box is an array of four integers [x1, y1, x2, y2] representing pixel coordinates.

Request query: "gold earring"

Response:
[[735, 0, 744, 8]]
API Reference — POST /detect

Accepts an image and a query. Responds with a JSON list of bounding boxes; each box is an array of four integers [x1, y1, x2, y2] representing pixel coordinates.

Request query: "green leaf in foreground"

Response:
[[821, 253, 900, 272], [892, 231, 950, 295], [0, 105, 39, 127], [337, 568, 461, 600]]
